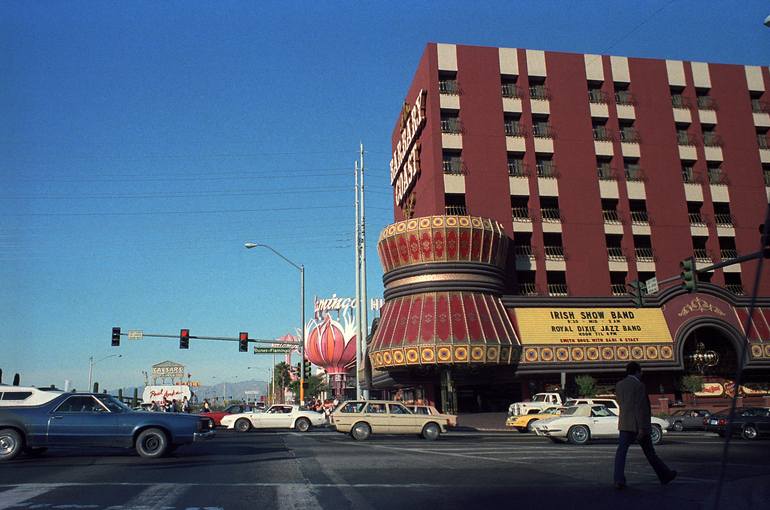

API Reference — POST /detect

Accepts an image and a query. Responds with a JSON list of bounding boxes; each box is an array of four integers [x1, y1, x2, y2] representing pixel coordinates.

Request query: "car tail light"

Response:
[[719, 419, 727, 426]]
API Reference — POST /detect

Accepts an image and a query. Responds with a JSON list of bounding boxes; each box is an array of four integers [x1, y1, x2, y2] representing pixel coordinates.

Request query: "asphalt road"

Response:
[[1, 429, 769, 510]]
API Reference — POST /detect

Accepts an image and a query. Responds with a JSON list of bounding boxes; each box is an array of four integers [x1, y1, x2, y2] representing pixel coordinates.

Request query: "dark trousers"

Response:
[[614, 430, 672, 484]]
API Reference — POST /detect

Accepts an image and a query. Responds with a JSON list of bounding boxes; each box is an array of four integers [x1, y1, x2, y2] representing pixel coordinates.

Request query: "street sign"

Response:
[[127, 330, 143, 340], [645, 277, 659, 294], [253, 347, 292, 354]]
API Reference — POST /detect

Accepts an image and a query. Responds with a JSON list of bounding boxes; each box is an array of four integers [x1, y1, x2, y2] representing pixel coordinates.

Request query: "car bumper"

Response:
[[194, 430, 216, 441]]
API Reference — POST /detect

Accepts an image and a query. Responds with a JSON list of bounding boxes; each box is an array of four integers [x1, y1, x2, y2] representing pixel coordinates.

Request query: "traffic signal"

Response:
[[111, 327, 121, 347], [180, 328, 190, 349], [303, 361, 312, 380], [239, 332, 248, 352], [292, 363, 300, 377], [628, 280, 644, 307], [680, 257, 697, 292]]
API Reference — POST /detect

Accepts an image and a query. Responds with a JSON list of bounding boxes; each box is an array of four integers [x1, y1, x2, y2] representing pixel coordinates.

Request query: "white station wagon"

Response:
[[220, 404, 326, 432]]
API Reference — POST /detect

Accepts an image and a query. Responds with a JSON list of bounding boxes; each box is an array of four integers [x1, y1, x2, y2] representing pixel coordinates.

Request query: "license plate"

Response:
[[709, 419, 718, 425]]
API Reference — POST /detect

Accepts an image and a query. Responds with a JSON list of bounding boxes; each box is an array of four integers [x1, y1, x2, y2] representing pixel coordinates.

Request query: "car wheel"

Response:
[[235, 419, 252, 433], [23, 447, 47, 457], [295, 418, 311, 432], [351, 422, 371, 441], [567, 425, 590, 445], [526, 419, 539, 433], [421, 422, 440, 441], [673, 421, 683, 432], [742, 424, 759, 440], [651, 425, 663, 445], [0, 429, 23, 461], [135, 428, 168, 459]]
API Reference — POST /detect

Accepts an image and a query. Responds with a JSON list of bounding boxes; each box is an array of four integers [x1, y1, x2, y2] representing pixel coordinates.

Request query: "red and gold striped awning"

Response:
[[369, 291, 520, 369]]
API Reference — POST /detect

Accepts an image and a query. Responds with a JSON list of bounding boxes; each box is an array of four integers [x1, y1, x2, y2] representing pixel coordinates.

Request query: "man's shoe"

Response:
[[661, 471, 677, 485], [614, 482, 626, 490]]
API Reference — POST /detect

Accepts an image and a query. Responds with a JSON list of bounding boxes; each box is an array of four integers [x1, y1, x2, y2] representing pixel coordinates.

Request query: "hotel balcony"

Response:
[[714, 214, 734, 227], [501, 83, 521, 99], [439, 79, 460, 95], [547, 283, 569, 296], [540, 208, 561, 223], [544, 245, 565, 261], [611, 284, 628, 296], [630, 211, 649, 225], [519, 282, 539, 296], [607, 247, 626, 261], [445, 205, 467, 216], [726, 284, 745, 295], [634, 247, 655, 262], [536, 161, 557, 178]]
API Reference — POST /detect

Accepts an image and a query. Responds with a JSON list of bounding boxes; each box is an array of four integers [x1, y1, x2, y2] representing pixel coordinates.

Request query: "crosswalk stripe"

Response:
[[104, 483, 187, 510], [0, 484, 61, 510]]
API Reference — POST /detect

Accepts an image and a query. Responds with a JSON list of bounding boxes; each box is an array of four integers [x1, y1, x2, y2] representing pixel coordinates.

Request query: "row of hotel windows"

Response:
[[438, 71, 770, 115], [513, 269, 745, 297]]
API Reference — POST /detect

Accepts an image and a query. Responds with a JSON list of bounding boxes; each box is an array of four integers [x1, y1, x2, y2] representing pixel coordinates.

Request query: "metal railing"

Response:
[[512, 207, 531, 221], [504, 122, 526, 137], [625, 165, 644, 181], [536, 161, 557, 178], [671, 95, 690, 108], [532, 123, 554, 138], [529, 84, 549, 100], [615, 90, 634, 105], [598, 165, 615, 180], [689, 213, 705, 225], [607, 247, 626, 260], [714, 214, 733, 226], [720, 249, 738, 259], [443, 159, 464, 174], [508, 160, 528, 177], [758, 135, 769, 149], [752, 99, 769, 114], [593, 126, 613, 141], [547, 283, 569, 296], [708, 168, 727, 185], [611, 284, 628, 296], [630, 211, 649, 224], [703, 132, 722, 147], [677, 131, 696, 145], [682, 167, 696, 183], [620, 128, 640, 143], [725, 284, 745, 296], [440, 118, 462, 134], [693, 248, 711, 262], [515, 245, 534, 258], [445, 205, 467, 215], [439, 80, 459, 95], [588, 89, 608, 103], [540, 208, 562, 222], [696, 96, 717, 110], [519, 282, 538, 296], [544, 245, 565, 260], [501, 83, 520, 98], [634, 247, 654, 261], [603, 209, 621, 223]]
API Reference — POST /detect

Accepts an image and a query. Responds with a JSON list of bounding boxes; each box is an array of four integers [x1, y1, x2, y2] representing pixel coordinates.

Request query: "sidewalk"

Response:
[[455, 412, 511, 432]]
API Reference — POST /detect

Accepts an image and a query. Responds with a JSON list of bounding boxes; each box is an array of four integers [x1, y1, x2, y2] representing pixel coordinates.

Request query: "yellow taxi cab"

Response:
[[330, 400, 449, 440], [505, 406, 563, 433]]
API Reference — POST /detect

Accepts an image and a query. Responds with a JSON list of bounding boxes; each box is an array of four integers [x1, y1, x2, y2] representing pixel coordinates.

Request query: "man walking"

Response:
[[614, 361, 676, 489]]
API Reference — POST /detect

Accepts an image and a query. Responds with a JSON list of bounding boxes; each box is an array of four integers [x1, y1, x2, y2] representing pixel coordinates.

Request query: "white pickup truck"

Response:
[[508, 393, 620, 416]]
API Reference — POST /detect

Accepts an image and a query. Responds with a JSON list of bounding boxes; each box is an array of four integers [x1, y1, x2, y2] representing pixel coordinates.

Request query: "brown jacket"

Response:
[[615, 375, 651, 433]]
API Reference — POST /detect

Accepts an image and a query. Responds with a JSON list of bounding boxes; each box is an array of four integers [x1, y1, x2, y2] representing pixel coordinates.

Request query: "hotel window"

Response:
[[501, 74, 520, 98], [614, 82, 634, 105], [511, 196, 530, 220], [758, 128, 769, 149], [707, 163, 727, 185], [670, 86, 688, 108], [688, 201, 705, 224], [514, 232, 533, 258], [516, 271, 538, 296], [438, 71, 459, 95], [692, 236, 710, 262], [593, 120, 613, 141], [543, 233, 564, 260], [535, 157, 556, 178], [546, 271, 568, 296], [532, 115, 553, 138], [602, 199, 620, 223], [597, 157, 615, 180], [619, 120, 640, 143], [676, 124, 694, 145], [444, 193, 466, 216], [696, 88, 716, 110], [529, 78, 549, 100], [682, 163, 696, 183], [504, 114, 525, 136], [440, 110, 462, 134], [633, 235, 654, 261], [624, 158, 644, 181], [702, 126, 722, 147], [610, 272, 628, 296], [629, 200, 649, 224], [763, 164, 770, 186], [588, 81, 606, 103], [507, 152, 527, 177], [725, 273, 744, 295], [638, 271, 656, 286], [606, 234, 624, 260], [751, 91, 769, 114], [719, 237, 737, 259], [713, 203, 733, 226], [540, 197, 561, 222], [442, 150, 463, 175]]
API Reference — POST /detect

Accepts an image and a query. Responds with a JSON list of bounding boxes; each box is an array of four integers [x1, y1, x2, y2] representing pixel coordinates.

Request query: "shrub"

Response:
[[575, 375, 597, 398], [680, 374, 704, 394]]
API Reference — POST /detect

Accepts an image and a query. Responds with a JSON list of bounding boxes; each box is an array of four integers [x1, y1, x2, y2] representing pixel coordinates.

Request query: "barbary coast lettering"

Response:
[[390, 89, 427, 205]]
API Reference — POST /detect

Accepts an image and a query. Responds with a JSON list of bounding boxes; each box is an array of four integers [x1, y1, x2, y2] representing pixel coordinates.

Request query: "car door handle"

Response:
[[50, 416, 63, 420]]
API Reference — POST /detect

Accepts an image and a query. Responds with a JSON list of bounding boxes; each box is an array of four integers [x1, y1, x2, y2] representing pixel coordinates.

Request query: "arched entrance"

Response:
[[681, 325, 740, 377]]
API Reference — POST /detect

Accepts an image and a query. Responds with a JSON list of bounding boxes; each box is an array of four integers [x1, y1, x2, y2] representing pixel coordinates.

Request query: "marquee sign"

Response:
[[515, 308, 673, 345], [151, 362, 185, 378], [390, 89, 427, 206]]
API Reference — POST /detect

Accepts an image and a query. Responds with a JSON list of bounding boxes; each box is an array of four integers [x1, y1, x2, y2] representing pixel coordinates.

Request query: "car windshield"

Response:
[[542, 407, 560, 414], [96, 395, 131, 413], [560, 406, 580, 416], [532, 395, 547, 402]]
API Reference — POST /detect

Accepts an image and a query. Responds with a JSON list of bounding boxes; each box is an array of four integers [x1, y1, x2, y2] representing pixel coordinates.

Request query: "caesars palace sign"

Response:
[[390, 89, 427, 206]]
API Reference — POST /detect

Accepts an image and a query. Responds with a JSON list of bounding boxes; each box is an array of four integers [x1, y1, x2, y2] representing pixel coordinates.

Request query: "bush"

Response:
[[575, 375, 597, 398], [679, 375, 704, 394]]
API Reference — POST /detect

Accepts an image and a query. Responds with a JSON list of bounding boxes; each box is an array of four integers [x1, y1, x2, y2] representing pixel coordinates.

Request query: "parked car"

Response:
[[220, 404, 326, 432], [563, 398, 620, 414], [705, 407, 770, 440], [667, 409, 712, 431], [506, 406, 562, 432], [533, 404, 667, 445], [409, 405, 457, 428], [508, 393, 564, 416], [200, 403, 257, 426], [330, 400, 450, 441], [0, 387, 215, 461]]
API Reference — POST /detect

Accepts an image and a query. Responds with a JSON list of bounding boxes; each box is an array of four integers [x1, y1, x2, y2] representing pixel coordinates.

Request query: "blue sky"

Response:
[[2, 1, 769, 391]]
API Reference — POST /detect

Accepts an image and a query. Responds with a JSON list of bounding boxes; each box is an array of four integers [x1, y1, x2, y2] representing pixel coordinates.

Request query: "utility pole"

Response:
[[354, 143, 370, 400], [354, 159, 362, 399], [360, 143, 369, 399]]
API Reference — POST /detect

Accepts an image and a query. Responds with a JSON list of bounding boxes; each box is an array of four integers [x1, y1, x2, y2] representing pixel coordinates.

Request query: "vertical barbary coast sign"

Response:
[[390, 89, 427, 206]]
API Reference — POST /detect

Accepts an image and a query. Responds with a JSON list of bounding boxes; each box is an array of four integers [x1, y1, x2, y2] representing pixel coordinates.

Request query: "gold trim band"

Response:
[[385, 273, 500, 290]]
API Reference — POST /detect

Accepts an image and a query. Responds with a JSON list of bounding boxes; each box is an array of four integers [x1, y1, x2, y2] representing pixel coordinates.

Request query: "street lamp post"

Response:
[[88, 354, 122, 391], [244, 242, 306, 403]]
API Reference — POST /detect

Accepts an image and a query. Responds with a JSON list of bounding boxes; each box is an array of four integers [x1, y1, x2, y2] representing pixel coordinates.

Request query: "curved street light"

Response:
[[244, 242, 306, 403], [88, 354, 122, 391]]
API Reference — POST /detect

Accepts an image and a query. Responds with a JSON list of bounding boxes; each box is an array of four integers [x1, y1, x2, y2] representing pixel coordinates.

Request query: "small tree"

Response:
[[679, 374, 704, 394], [289, 375, 328, 401], [575, 375, 597, 398]]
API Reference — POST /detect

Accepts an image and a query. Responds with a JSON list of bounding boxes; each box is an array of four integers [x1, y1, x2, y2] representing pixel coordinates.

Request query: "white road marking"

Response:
[[0, 484, 62, 510], [103, 483, 187, 510]]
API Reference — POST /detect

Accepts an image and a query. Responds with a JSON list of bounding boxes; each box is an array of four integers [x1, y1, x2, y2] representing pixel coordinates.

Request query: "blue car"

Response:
[[0, 386, 214, 461]]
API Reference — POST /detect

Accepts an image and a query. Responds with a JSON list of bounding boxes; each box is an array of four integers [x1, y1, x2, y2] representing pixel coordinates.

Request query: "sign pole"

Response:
[[299, 264, 305, 404]]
